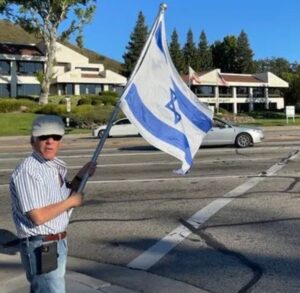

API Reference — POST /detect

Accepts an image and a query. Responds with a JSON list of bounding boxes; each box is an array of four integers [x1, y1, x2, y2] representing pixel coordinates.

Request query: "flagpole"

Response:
[[76, 3, 168, 193]]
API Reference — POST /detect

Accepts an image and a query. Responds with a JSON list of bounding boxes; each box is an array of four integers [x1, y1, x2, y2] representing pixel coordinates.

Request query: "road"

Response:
[[0, 127, 300, 292]]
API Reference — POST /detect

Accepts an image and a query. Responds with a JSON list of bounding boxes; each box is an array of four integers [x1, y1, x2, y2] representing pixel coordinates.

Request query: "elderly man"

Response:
[[10, 115, 96, 293]]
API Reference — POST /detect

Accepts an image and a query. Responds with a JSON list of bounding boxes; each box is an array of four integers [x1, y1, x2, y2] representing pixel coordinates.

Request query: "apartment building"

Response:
[[0, 42, 127, 98], [185, 69, 289, 114]]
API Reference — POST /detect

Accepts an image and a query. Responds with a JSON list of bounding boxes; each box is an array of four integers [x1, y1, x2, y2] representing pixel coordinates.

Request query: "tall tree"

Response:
[[122, 11, 148, 78], [182, 29, 197, 73], [212, 35, 238, 72], [197, 30, 212, 71], [2, 0, 96, 104], [236, 30, 254, 73], [169, 29, 184, 73]]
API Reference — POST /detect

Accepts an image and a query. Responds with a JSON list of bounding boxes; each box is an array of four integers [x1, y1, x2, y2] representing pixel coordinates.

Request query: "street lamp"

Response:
[[65, 96, 71, 127]]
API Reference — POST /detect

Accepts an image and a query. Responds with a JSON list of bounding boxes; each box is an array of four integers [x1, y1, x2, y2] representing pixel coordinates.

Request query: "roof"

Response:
[[0, 43, 44, 57], [221, 74, 263, 83]]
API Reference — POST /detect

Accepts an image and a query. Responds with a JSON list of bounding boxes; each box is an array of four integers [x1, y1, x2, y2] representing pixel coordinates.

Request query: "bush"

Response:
[[77, 97, 92, 105], [68, 105, 115, 128], [35, 104, 66, 115], [0, 98, 38, 113]]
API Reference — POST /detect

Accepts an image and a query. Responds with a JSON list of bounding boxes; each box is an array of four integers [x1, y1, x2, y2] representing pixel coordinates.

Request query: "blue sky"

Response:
[[80, 0, 299, 63]]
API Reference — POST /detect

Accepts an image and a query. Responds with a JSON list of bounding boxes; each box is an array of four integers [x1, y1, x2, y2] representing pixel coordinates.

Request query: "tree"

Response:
[[2, 0, 96, 104], [197, 30, 212, 71], [182, 29, 197, 73], [236, 30, 254, 73], [122, 11, 148, 78], [169, 29, 184, 73], [212, 35, 238, 72]]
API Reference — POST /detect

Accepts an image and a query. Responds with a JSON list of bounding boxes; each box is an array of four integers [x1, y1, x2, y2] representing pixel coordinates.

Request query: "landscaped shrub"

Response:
[[67, 105, 115, 128], [77, 96, 92, 105], [35, 104, 66, 115], [0, 99, 38, 113]]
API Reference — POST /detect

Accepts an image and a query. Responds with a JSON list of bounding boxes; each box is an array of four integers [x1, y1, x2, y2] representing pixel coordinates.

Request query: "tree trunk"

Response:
[[39, 29, 57, 105]]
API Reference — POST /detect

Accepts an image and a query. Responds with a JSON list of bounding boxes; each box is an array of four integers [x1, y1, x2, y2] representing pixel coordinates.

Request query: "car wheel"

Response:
[[98, 129, 105, 139], [235, 133, 252, 148]]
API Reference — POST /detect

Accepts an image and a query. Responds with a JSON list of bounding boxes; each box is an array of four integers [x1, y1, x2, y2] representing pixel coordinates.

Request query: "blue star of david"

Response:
[[165, 88, 181, 124]]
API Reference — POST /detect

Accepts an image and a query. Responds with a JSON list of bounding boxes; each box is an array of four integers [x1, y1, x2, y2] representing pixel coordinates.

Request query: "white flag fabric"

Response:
[[120, 9, 213, 174]]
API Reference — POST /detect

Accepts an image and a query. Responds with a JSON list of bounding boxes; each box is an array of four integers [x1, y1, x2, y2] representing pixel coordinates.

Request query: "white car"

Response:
[[92, 118, 139, 138], [92, 117, 264, 148], [202, 117, 264, 148]]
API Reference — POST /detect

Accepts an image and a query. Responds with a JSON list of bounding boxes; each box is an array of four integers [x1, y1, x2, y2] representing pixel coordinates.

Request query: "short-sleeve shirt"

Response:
[[10, 151, 71, 238]]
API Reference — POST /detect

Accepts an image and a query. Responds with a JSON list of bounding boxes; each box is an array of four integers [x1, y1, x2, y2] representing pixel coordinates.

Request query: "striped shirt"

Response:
[[9, 151, 71, 238]]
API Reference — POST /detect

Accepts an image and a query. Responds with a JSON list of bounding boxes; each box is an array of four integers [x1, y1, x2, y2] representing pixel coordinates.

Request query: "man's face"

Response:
[[32, 135, 62, 160]]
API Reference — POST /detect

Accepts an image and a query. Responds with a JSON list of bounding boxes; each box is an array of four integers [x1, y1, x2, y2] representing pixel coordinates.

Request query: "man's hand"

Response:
[[68, 192, 84, 208]]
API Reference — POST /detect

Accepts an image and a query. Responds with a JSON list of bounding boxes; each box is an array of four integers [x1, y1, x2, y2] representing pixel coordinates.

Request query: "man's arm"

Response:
[[27, 192, 82, 225]]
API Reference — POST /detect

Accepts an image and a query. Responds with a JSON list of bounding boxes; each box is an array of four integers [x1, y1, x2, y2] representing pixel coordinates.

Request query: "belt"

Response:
[[22, 231, 67, 242]]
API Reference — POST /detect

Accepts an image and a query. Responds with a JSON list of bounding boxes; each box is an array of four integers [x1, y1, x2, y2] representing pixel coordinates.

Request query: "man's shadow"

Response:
[[0, 229, 20, 255]]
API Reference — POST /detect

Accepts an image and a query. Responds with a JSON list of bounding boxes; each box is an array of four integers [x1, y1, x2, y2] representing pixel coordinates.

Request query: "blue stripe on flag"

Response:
[[124, 83, 192, 166], [155, 22, 167, 62], [172, 80, 213, 133]]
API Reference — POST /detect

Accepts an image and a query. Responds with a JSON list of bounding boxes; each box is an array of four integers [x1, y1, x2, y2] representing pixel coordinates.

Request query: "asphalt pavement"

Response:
[[0, 245, 208, 293]]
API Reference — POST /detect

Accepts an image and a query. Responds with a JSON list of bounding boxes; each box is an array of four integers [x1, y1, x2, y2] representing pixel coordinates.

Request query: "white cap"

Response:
[[32, 115, 65, 137]]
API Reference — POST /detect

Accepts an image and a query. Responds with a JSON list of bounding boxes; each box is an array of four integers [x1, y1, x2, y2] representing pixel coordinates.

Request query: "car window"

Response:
[[115, 119, 130, 125], [213, 119, 229, 128]]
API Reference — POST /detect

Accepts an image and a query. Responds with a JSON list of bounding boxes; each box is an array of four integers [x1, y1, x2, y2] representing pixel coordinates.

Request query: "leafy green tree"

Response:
[[169, 29, 184, 73], [122, 11, 148, 78], [197, 30, 212, 71], [182, 29, 198, 73], [255, 57, 290, 78], [236, 30, 254, 73], [212, 35, 238, 72], [1, 0, 96, 104]]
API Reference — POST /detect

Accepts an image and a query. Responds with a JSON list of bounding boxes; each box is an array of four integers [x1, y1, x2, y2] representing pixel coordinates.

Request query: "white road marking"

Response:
[[0, 175, 249, 190], [127, 150, 300, 270], [0, 155, 290, 173]]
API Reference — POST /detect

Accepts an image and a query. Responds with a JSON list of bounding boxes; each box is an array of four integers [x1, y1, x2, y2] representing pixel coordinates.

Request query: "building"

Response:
[[185, 69, 289, 114], [0, 42, 127, 98]]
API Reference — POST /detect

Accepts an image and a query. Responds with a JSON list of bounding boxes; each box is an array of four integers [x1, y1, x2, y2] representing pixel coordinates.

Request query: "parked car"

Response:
[[92, 117, 264, 148]]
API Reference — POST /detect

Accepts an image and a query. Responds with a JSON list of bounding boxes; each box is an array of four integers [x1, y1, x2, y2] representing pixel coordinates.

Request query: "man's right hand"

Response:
[[69, 192, 84, 208]]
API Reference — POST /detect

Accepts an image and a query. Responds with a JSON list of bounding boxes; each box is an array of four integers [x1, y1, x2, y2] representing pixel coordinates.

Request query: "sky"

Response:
[[78, 0, 300, 64]]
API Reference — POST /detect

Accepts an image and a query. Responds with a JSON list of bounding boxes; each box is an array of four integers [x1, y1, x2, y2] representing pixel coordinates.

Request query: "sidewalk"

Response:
[[0, 249, 209, 293]]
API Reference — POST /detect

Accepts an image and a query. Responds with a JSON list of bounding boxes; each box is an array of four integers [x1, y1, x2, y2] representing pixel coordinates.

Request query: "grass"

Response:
[[0, 113, 90, 136], [1, 112, 300, 136]]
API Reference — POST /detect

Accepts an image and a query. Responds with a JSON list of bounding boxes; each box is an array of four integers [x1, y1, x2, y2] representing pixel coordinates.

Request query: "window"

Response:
[[253, 87, 264, 97], [237, 87, 249, 96], [219, 86, 232, 97], [192, 85, 214, 96], [268, 88, 282, 97], [17, 84, 41, 96], [17, 61, 44, 76], [75, 67, 99, 72], [0, 60, 10, 75], [61, 84, 74, 95], [80, 84, 102, 95], [0, 84, 10, 97]]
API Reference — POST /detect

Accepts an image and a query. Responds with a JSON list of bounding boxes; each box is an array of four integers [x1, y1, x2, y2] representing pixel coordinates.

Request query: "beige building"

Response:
[[0, 42, 127, 98], [185, 69, 289, 114]]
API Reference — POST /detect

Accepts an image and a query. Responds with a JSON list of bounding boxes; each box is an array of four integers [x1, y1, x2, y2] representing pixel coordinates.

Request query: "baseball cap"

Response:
[[32, 115, 65, 137]]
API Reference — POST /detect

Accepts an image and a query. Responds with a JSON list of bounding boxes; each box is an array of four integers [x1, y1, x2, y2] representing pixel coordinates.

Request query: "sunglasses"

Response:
[[37, 135, 62, 141]]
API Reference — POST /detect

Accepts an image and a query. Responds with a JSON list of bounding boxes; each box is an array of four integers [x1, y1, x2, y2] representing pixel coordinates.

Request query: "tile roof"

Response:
[[221, 74, 263, 83]]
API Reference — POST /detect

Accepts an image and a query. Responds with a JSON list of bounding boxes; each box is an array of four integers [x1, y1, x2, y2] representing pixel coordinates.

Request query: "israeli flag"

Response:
[[120, 8, 213, 174]]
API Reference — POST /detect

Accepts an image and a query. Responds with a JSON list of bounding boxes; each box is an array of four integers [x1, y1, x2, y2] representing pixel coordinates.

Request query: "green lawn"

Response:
[[0, 113, 90, 136], [0, 112, 299, 136]]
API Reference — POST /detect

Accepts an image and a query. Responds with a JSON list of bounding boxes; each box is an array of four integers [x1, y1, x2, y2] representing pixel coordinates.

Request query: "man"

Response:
[[10, 115, 96, 293]]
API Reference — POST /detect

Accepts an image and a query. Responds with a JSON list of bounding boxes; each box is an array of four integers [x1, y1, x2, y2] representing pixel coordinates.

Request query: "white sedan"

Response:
[[92, 117, 264, 148]]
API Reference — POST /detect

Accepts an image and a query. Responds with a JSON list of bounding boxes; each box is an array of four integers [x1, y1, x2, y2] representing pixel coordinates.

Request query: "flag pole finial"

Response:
[[160, 3, 167, 11]]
